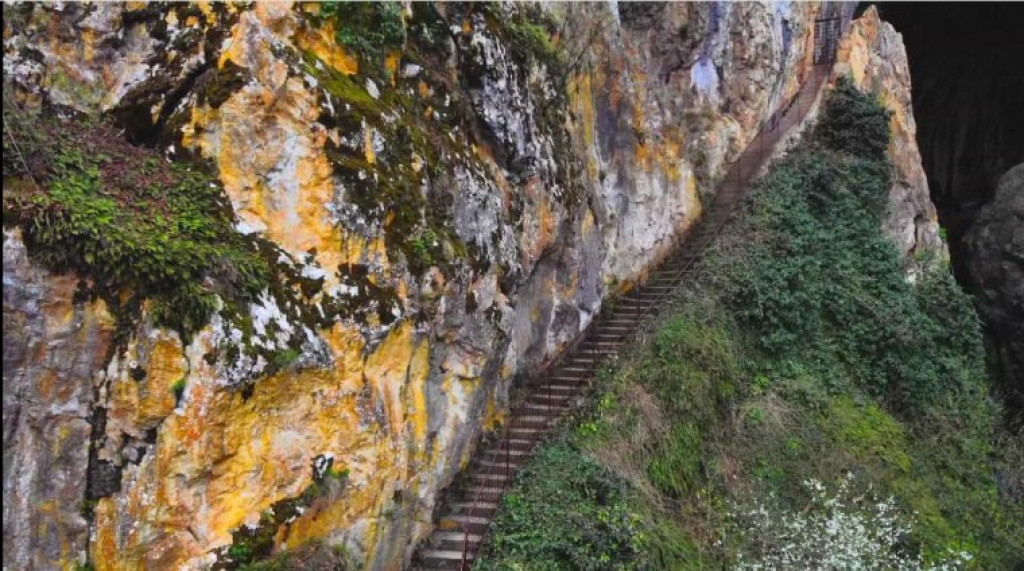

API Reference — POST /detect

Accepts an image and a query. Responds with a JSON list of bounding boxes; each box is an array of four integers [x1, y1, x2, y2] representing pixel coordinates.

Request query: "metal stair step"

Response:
[[521, 402, 571, 412], [537, 384, 582, 394], [475, 459, 520, 471], [534, 396, 579, 408], [459, 486, 504, 500], [420, 549, 474, 561], [472, 472, 513, 482], [491, 444, 540, 452], [450, 500, 499, 512], [434, 531, 483, 543], [444, 514, 491, 525]]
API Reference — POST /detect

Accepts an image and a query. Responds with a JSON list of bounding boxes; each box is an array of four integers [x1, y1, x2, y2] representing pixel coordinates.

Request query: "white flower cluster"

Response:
[[728, 474, 973, 570]]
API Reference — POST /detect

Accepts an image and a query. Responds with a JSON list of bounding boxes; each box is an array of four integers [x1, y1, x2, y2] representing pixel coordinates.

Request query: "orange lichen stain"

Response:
[[365, 126, 377, 164], [93, 320, 388, 568], [297, 19, 359, 76], [92, 498, 120, 570], [79, 28, 96, 63], [185, 76, 360, 290], [195, 2, 218, 22], [364, 321, 416, 439], [570, 72, 603, 185], [482, 393, 506, 432], [687, 173, 702, 218], [571, 73, 596, 150], [407, 337, 431, 445], [536, 193, 555, 256], [385, 50, 402, 84], [104, 334, 188, 430], [656, 130, 685, 183], [300, 2, 322, 16]]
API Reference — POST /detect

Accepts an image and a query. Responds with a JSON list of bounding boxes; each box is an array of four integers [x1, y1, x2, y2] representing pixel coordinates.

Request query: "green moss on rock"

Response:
[[2, 104, 269, 339]]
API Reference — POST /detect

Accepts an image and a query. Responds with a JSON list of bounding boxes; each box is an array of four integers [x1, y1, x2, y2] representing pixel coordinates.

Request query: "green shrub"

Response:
[[813, 75, 892, 161], [721, 139, 984, 413], [319, 1, 405, 78], [476, 443, 647, 570]]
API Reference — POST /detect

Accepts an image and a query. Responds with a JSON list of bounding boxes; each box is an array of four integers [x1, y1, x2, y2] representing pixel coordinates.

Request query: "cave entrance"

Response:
[[878, 3, 1024, 417]]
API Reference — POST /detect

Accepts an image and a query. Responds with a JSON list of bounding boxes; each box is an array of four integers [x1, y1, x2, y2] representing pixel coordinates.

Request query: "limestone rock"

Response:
[[832, 5, 945, 272], [3, 229, 116, 570]]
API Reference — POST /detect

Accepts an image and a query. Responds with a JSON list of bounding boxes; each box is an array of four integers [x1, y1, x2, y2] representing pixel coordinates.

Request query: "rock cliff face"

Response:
[[878, 3, 1024, 414], [831, 6, 944, 273], [2, 2, 939, 569], [964, 165, 1024, 413]]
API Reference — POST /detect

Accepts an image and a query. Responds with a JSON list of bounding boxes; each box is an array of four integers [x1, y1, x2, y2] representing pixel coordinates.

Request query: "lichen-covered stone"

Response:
[[3, 229, 116, 570]]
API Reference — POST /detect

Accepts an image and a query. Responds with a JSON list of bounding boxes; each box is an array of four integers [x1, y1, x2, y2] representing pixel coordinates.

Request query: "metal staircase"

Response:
[[413, 10, 851, 566]]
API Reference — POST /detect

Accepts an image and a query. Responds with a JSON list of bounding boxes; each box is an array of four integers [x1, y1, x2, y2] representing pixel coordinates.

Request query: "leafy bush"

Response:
[[476, 443, 647, 570], [319, 1, 405, 77], [813, 75, 892, 161], [719, 84, 985, 413]]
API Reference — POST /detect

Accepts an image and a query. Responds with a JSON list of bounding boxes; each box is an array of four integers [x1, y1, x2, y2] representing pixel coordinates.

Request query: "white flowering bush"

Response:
[[726, 474, 973, 570]]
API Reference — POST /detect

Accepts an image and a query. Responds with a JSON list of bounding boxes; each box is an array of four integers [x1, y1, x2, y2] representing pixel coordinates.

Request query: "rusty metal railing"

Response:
[[447, 5, 853, 568]]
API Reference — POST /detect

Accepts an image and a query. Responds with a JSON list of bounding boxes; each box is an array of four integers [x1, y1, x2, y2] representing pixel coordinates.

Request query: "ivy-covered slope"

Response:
[[476, 79, 1023, 570]]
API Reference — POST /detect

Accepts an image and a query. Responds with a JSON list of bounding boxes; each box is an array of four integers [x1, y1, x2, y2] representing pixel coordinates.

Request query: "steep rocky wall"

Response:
[[0, 2, 935, 569], [3, 228, 116, 569], [965, 165, 1024, 413], [831, 5, 943, 271]]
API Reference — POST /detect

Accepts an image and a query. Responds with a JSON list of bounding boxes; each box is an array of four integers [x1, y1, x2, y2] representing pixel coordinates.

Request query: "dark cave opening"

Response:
[[877, 2, 1023, 271], [875, 2, 1024, 415]]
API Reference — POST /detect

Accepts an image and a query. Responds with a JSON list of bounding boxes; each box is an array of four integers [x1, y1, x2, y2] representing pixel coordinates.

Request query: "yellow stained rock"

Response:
[[482, 394, 506, 433], [92, 319, 438, 569], [107, 333, 186, 433], [407, 338, 431, 446], [365, 126, 377, 164], [385, 51, 402, 85], [297, 18, 359, 76], [364, 321, 416, 439]]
